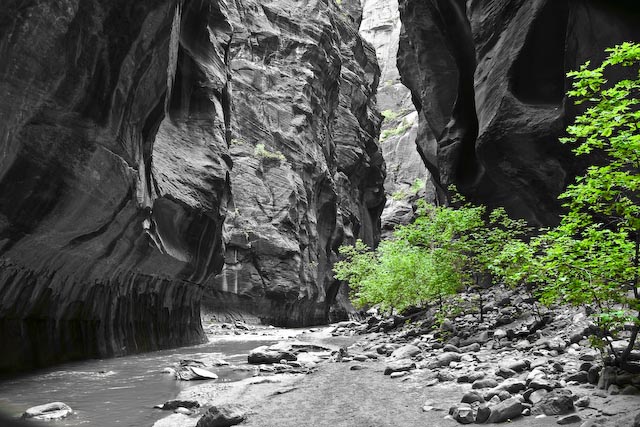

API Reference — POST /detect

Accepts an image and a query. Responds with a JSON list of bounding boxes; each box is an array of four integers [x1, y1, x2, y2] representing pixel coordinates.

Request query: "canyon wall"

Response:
[[360, 0, 435, 239], [204, 0, 385, 325], [0, 0, 384, 371], [397, 0, 640, 225]]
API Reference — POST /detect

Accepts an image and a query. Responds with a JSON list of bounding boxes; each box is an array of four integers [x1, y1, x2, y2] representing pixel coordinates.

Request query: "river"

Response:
[[0, 329, 282, 426]]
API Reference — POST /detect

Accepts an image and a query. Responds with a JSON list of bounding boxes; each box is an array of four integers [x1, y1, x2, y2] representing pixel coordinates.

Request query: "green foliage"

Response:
[[410, 178, 425, 194], [254, 143, 285, 162], [381, 109, 401, 121], [380, 118, 412, 143], [530, 42, 640, 365], [391, 190, 407, 201], [334, 193, 529, 315]]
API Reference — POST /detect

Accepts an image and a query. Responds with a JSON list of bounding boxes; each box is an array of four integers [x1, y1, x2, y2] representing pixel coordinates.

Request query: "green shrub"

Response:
[[410, 178, 425, 194], [254, 143, 285, 162], [334, 195, 528, 315]]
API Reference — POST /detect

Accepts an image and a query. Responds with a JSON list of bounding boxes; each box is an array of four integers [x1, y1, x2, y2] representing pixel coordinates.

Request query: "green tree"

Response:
[[535, 42, 640, 366], [334, 197, 528, 318]]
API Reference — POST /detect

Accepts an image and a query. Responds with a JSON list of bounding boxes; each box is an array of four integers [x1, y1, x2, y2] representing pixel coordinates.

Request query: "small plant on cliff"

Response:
[[531, 42, 640, 367], [254, 143, 286, 162], [391, 190, 407, 201], [380, 118, 412, 143], [410, 178, 425, 194], [381, 109, 401, 121]]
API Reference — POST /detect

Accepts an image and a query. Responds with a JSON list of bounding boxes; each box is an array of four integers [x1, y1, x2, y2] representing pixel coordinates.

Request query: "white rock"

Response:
[[22, 402, 73, 421]]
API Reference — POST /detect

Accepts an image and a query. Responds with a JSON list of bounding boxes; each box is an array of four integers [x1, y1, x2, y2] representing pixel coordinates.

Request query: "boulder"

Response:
[[384, 359, 416, 375], [390, 344, 421, 360], [457, 371, 485, 383], [528, 389, 549, 405], [459, 343, 481, 353], [176, 366, 218, 381], [500, 359, 530, 372], [486, 397, 524, 423], [574, 396, 590, 408], [486, 378, 527, 399], [476, 404, 491, 423], [472, 378, 499, 389], [461, 391, 485, 405], [532, 390, 575, 416], [565, 371, 589, 384], [429, 352, 462, 368], [22, 402, 73, 421], [196, 405, 246, 427], [248, 346, 297, 365], [451, 405, 475, 424], [496, 367, 517, 379], [528, 378, 558, 391]]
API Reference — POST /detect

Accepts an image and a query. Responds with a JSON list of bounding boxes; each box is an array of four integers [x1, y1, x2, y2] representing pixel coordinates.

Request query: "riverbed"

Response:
[[0, 327, 286, 426]]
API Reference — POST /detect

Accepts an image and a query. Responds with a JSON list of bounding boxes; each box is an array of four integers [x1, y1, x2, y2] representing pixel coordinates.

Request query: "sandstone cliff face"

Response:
[[397, 0, 640, 225], [0, 0, 232, 372], [360, 0, 434, 239], [205, 0, 386, 326], [0, 0, 384, 371]]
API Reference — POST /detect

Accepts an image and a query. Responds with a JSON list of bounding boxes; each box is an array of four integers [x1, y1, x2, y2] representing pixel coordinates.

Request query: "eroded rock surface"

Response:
[[0, 0, 228, 373], [397, 0, 640, 225], [0, 0, 385, 371], [205, 0, 385, 326]]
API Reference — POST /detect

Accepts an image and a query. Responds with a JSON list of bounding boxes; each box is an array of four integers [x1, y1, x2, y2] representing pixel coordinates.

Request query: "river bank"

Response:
[[2, 289, 639, 426], [156, 289, 640, 427]]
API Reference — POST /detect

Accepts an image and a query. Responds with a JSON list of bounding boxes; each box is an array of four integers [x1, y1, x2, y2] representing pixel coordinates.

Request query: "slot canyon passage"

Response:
[[0, 0, 639, 426]]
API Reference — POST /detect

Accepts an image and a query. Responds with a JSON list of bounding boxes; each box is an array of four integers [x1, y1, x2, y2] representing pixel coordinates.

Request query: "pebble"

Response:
[[390, 371, 408, 378]]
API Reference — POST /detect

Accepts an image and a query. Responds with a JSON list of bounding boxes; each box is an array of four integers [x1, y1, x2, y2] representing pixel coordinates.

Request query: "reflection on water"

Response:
[[0, 338, 275, 426]]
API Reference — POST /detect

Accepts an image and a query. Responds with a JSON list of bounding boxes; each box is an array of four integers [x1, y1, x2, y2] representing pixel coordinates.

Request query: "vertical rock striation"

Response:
[[360, 0, 435, 239], [0, 0, 232, 372], [205, 0, 386, 326], [397, 0, 640, 225]]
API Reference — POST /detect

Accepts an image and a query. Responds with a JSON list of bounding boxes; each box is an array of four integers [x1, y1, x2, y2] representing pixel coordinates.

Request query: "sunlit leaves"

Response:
[[535, 42, 640, 362], [333, 196, 529, 314]]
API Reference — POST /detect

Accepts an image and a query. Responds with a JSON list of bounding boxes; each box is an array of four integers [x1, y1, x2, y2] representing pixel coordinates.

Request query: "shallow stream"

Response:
[[0, 335, 278, 426]]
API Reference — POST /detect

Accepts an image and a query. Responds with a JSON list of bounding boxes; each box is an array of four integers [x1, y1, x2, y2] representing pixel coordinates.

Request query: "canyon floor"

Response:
[[154, 291, 640, 427]]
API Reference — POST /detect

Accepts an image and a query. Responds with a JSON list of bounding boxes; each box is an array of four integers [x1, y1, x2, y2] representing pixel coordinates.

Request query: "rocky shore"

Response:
[[152, 287, 640, 427]]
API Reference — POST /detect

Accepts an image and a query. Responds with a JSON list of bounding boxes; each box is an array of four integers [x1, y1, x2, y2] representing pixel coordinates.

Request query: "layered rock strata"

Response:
[[397, 0, 640, 225], [0, 0, 233, 371], [205, 0, 386, 326]]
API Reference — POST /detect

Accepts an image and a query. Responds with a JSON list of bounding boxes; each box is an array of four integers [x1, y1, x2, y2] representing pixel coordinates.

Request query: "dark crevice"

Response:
[[510, 0, 569, 105]]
